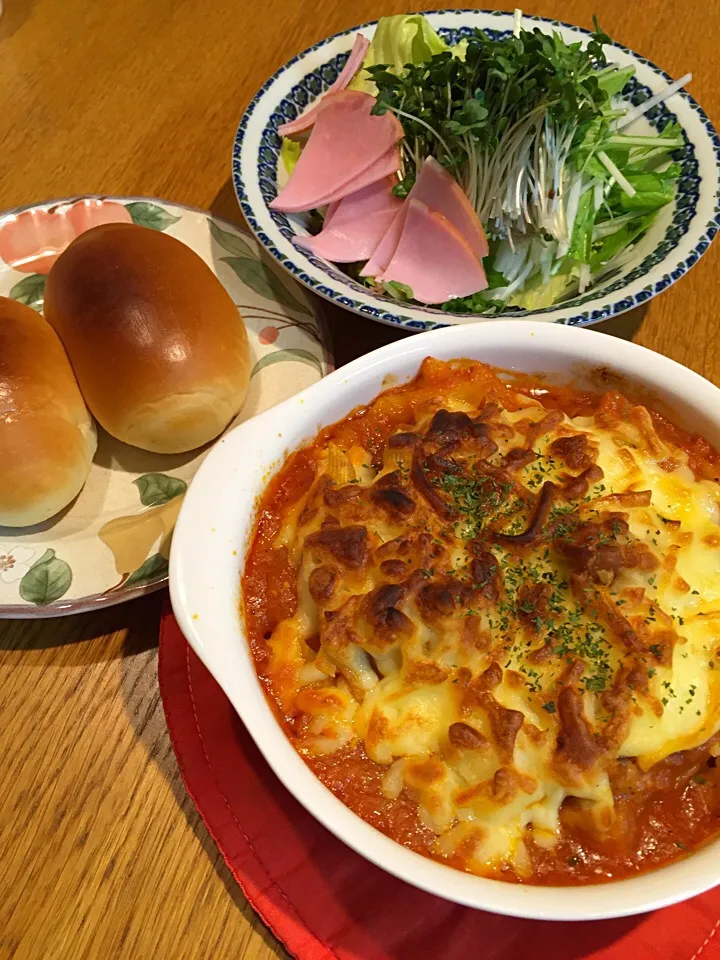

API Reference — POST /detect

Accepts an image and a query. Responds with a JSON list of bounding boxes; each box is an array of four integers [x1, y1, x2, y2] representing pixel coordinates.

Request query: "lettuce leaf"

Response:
[[281, 137, 302, 176], [596, 64, 635, 98], [507, 271, 573, 309], [591, 212, 656, 268], [485, 265, 508, 290], [611, 169, 678, 211], [382, 280, 414, 301], [349, 14, 449, 94], [567, 189, 597, 264], [573, 118, 612, 177], [625, 122, 684, 172]]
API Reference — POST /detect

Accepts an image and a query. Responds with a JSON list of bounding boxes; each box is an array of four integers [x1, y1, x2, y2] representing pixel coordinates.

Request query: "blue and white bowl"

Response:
[[233, 9, 720, 331]]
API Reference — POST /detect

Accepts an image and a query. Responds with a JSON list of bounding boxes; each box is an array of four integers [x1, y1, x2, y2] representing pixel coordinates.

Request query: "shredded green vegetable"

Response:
[[360, 12, 686, 310]]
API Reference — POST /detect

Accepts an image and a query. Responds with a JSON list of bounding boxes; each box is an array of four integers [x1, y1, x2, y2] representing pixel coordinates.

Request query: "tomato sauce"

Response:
[[242, 358, 720, 884]]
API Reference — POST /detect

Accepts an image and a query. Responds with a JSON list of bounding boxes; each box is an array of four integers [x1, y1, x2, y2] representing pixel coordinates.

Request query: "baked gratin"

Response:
[[244, 358, 720, 884]]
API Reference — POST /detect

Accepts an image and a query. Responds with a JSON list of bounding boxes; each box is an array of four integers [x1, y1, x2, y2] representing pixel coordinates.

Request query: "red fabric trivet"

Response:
[[159, 604, 720, 960]]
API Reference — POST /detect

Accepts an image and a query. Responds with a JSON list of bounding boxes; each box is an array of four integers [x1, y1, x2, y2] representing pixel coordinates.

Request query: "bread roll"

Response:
[[0, 297, 97, 527], [44, 223, 251, 454]]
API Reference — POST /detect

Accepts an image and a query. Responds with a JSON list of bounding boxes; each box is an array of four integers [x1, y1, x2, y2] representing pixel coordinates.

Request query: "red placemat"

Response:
[[158, 603, 720, 960]]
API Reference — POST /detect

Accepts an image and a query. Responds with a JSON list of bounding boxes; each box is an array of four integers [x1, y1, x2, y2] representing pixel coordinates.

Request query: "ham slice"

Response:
[[294, 176, 402, 263], [361, 157, 488, 279], [323, 200, 341, 228], [360, 202, 409, 277], [270, 91, 402, 214], [378, 199, 488, 304], [411, 157, 489, 259], [309, 146, 399, 209], [278, 34, 370, 139]]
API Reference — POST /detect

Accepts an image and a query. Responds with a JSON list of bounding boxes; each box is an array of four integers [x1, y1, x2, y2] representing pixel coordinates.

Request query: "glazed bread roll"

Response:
[[44, 223, 250, 454], [0, 297, 97, 527]]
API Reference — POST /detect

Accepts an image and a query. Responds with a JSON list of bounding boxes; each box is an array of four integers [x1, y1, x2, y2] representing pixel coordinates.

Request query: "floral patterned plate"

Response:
[[0, 196, 331, 618]]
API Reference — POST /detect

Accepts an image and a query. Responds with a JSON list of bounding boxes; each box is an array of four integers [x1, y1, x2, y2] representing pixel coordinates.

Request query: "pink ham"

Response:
[[361, 157, 489, 279], [360, 202, 409, 277], [294, 176, 402, 263], [309, 145, 399, 209], [411, 157, 489, 259], [323, 200, 341, 228], [278, 34, 370, 139], [378, 199, 488, 304], [270, 91, 402, 214]]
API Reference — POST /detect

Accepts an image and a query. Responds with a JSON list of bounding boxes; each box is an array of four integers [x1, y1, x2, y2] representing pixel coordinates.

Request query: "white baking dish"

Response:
[[170, 320, 720, 920]]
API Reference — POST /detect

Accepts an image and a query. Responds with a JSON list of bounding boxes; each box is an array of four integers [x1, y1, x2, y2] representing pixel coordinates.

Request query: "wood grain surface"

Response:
[[0, 1, 718, 958]]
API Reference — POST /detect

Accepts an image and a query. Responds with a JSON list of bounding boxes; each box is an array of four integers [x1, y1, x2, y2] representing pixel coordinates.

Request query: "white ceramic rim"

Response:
[[170, 320, 720, 920], [233, 9, 720, 331]]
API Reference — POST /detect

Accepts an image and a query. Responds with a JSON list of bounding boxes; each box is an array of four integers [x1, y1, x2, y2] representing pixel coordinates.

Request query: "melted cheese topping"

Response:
[[261, 368, 720, 877]]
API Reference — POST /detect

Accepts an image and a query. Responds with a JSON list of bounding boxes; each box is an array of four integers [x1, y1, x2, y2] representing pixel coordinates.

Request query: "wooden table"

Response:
[[0, 1, 718, 957]]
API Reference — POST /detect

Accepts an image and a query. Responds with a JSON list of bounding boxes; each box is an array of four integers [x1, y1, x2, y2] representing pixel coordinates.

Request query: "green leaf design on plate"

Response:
[[125, 201, 182, 231], [134, 473, 187, 507], [209, 219, 255, 258], [251, 348, 323, 378], [19, 548, 72, 605], [222, 256, 311, 316], [125, 552, 168, 587], [9, 274, 46, 311]]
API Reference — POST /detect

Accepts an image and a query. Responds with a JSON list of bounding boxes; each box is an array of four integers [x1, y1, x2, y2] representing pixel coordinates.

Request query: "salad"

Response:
[[273, 12, 690, 313]]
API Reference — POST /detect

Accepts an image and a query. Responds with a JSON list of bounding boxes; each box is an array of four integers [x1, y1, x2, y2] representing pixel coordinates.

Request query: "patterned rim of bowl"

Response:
[[233, 9, 720, 332]]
